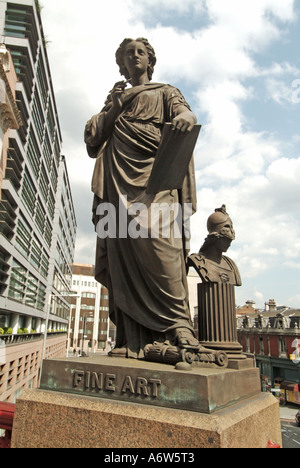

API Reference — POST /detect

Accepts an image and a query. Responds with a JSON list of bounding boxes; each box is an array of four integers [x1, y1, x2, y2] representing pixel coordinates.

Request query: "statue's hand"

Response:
[[109, 80, 128, 112], [171, 110, 196, 134]]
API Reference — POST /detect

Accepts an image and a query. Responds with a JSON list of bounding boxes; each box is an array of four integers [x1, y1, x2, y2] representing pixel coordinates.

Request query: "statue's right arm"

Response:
[[101, 80, 127, 137], [84, 81, 126, 157], [84, 112, 107, 158]]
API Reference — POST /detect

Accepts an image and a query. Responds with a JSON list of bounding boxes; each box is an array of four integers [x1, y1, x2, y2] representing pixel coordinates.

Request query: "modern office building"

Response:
[[70, 264, 110, 353], [0, 0, 77, 402], [0, 44, 22, 189]]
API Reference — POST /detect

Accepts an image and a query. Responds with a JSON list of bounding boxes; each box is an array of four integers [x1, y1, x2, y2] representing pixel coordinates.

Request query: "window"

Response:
[[37, 283, 46, 310], [54, 135, 61, 167], [43, 131, 52, 172], [82, 292, 96, 299], [81, 305, 95, 311], [15, 213, 31, 258], [47, 104, 56, 140], [39, 164, 49, 203], [7, 258, 46, 310], [9, 47, 34, 101], [259, 337, 264, 355], [50, 165, 58, 192], [0, 194, 17, 241], [44, 219, 52, 247], [5, 139, 24, 191], [40, 252, 49, 279], [32, 89, 45, 142], [30, 237, 42, 270], [25, 273, 38, 307], [5, 9, 27, 37], [16, 90, 29, 143], [47, 191, 55, 220], [8, 260, 26, 302], [22, 169, 36, 216], [0, 248, 9, 292], [0, 315, 8, 328], [5, 4, 39, 60], [279, 337, 287, 356], [35, 198, 45, 235], [37, 56, 49, 109], [27, 128, 41, 179]]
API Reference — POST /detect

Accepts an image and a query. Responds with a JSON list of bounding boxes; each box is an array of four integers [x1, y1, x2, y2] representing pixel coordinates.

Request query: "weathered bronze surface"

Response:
[[40, 356, 260, 414], [189, 206, 245, 358], [85, 38, 199, 360], [146, 122, 201, 194]]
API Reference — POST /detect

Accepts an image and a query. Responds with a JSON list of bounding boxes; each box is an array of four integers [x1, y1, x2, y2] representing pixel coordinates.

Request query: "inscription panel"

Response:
[[40, 358, 261, 414], [73, 370, 162, 398]]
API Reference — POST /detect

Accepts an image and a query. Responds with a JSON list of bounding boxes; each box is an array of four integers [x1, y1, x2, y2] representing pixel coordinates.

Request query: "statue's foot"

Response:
[[174, 328, 199, 348], [108, 347, 127, 357]]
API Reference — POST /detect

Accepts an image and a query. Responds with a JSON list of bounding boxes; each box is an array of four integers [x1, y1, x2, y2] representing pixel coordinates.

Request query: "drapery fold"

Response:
[[85, 83, 197, 358]]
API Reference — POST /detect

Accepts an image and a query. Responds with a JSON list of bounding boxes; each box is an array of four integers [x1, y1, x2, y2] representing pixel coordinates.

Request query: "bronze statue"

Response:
[[84, 38, 199, 359], [188, 206, 245, 360]]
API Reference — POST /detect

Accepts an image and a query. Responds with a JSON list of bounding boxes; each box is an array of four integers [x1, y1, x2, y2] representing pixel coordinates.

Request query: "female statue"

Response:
[[84, 38, 198, 358]]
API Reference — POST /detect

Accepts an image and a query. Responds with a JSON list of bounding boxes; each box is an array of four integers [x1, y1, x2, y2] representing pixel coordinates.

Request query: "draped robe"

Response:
[[85, 83, 197, 358]]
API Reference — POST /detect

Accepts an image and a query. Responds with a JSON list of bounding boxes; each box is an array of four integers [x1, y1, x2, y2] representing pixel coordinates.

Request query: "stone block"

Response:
[[39, 356, 261, 414], [11, 389, 282, 449]]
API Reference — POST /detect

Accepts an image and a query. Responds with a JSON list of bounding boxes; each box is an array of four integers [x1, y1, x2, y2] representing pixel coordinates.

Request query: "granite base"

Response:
[[11, 389, 282, 448]]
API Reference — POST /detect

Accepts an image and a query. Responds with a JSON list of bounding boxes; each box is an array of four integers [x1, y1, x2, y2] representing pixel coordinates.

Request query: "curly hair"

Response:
[[115, 37, 157, 81]]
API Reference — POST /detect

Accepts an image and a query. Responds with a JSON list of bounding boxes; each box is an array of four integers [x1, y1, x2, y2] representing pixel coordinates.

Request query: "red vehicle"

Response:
[[0, 402, 15, 449], [296, 411, 300, 427]]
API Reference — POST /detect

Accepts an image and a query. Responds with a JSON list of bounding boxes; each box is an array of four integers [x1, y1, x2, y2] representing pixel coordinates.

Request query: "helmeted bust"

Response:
[[188, 205, 242, 286]]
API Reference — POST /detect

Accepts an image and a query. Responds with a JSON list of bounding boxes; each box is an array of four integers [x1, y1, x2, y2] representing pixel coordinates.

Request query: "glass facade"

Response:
[[0, 1, 77, 330]]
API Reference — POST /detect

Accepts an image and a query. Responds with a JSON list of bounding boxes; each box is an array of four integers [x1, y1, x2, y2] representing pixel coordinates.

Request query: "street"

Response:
[[281, 421, 300, 449]]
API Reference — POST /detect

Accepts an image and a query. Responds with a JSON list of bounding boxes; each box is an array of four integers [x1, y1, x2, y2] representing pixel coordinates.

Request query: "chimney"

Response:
[[266, 299, 277, 312]]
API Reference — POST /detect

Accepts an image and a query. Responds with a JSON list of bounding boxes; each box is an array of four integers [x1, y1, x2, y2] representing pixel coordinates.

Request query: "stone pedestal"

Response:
[[198, 283, 244, 358], [10, 356, 282, 448], [38, 356, 260, 414], [11, 389, 282, 449]]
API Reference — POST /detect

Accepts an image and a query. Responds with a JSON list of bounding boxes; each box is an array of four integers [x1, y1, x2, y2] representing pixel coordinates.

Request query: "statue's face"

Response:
[[218, 218, 235, 241], [123, 41, 149, 79]]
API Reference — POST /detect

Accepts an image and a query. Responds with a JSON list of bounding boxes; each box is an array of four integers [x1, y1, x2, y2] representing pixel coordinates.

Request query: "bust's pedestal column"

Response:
[[198, 282, 244, 359]]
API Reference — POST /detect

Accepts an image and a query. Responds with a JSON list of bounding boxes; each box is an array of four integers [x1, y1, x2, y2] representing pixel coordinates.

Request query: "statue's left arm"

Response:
[[171, 105, 197, 133], [163, 86, 197, 133]]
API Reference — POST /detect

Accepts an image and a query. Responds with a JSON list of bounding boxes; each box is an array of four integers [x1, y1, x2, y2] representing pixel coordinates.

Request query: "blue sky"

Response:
[[41, 0, 300, 309]]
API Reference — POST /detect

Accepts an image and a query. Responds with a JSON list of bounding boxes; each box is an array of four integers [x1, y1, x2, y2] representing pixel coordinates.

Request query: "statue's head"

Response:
[[115, 37, 157, 81], [200, 205, 235, 254], [207, 205, 235, 241]]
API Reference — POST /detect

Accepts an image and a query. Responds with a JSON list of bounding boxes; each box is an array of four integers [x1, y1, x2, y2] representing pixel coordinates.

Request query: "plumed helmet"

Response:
[[207, 205, 235, 240]]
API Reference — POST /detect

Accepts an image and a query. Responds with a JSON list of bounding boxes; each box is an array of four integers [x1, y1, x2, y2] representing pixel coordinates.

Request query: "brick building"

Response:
[[237, 304, 300, 405]]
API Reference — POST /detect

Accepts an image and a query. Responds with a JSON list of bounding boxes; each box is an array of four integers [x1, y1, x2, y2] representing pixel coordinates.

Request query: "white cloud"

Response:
[[206, 0, 296, 50], [40, 0, 299, 306], [133, 0, 205, 14], [266, 78, 298, 104]]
